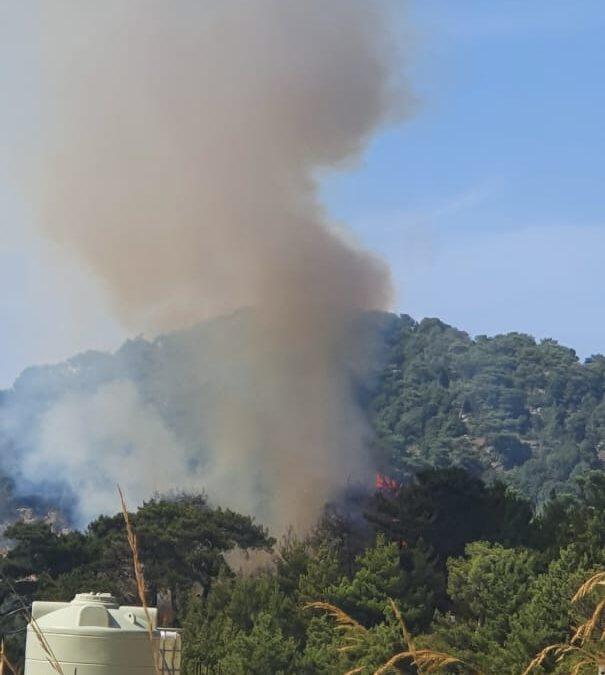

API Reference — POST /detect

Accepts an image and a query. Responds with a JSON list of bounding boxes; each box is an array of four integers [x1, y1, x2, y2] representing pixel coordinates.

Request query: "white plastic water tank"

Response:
[[24, 592, 181, 674]]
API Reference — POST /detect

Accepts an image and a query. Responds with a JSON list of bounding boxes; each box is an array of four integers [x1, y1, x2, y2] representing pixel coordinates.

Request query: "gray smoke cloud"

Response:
[[6, 0, 411, 531], [24, 380, 197, 523]]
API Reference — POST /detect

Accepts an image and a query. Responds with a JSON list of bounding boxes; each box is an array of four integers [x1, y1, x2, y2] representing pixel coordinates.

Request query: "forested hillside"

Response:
[[3, 470, 605, 673], [1, 311, 604, 526], [371, 314, 605, 503], [2, 314, 605, 672]]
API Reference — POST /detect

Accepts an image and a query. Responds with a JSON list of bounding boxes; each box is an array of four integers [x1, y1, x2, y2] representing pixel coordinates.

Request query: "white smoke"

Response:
[[25, 380, 198, 525], [2, 0, 412, 531]]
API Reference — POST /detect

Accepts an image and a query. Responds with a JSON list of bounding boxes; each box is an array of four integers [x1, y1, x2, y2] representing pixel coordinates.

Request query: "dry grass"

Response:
[[374, 648, 464, 674], [521, 643, 605, 675], [572, 572, 605, 603], [27, 617, 64, 674], [304, 602, 367, 635], [572, 597, 605, 645], [307, 597, 480, 674], [0, 639, 20, 675], [118, 485, 161, 675], [523, 568, 605, 674], [377, 599, 478, 675], [305, 601, 368, 653], [1, 487, 162, 675], [522, 643, 569, 675], [0, 574, 63, 674], [386, 598, 413, 651]]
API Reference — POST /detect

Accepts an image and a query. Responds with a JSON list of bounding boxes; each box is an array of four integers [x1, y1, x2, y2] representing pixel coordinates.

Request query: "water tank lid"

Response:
[[70, 592, 118, 608], [32, 593, 158, 635]]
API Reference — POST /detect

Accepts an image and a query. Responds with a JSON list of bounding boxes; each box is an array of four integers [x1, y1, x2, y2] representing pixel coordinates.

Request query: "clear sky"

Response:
[[324, 0, 605, 359], [2, 1, 605, 387]]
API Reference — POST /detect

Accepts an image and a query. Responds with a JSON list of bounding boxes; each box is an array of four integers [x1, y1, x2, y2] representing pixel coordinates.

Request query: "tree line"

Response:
[[370, 314, 605, 505], [2, 468, 605, 673]]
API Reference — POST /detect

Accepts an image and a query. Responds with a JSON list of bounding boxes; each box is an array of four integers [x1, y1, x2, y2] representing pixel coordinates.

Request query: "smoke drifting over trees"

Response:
[[3, 1, 411, 530]]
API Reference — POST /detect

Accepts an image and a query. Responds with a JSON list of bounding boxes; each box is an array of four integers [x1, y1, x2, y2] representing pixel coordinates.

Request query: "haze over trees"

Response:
[[2, 313, 605, 671], [3, 312, 605, 525]]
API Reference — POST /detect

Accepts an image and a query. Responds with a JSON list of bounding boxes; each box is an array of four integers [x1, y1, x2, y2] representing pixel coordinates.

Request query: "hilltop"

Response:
[[371, 315, 605, 504], [0, 312, 604, 524], [2, 313, 605, 671]]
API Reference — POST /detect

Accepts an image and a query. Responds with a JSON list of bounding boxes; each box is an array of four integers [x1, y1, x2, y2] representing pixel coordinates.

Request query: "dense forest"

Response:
[[371, 314, 605, 504], [3, 311, 605, 523], [0, 313, 605, 522], [3, 313, 605, 672], [2, 469, 605, 672]]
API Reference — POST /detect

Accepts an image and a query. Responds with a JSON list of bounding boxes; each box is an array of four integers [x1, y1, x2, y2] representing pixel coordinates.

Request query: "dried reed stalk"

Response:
[[521, 643, 603, 675], [572, 572, 605, 603], [304, 601, 368, 653], [384, 598, 482, 674], [0, 574, 63, 674], [572, 597, 605, 646], [374, 648, 464, 674], [27, 618, 63, 674], [0, 640, 20, 675], [307, 597, 478, 674], [118, 485, 161, 675], [524, 568, 605, 674], [304, 602, 367, 634], [388, 597, 414, 653]]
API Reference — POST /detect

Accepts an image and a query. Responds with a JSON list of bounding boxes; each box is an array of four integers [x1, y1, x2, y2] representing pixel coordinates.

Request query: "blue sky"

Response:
[[2, 1, 605, 386], [323, 0, 605, 358]]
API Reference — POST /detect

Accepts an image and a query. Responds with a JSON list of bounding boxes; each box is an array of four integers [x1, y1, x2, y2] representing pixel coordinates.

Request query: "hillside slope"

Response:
[[1, 312, 603, 523], [371, 315, 605, 502]]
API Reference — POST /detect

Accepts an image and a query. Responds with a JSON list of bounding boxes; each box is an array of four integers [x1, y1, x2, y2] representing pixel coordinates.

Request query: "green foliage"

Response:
[[370, 315, 605, 503], [427, 542, 539, 673], [446, 542, 538, 642], [5, 469, 605, 673], [181, 467, 605, 674], [534, 470, 605, 559], [218, 611, 298, 674], [329, 534, 441, 633], [0, 494, 272, 668], [367, 467, 534, 565], [297, 544, 341, 603], [182, 532, 439, 673], [5, 314, 605, 671], [182, 571, 296, 672], [500, 545, 599, 674], [1, 494, 272, 607], [296, 615, 343, 674], [1, 521, 90, 579]]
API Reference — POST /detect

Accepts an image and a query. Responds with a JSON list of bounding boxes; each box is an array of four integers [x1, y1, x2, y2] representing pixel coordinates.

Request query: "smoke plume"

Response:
[[9, 0, 411, 530]]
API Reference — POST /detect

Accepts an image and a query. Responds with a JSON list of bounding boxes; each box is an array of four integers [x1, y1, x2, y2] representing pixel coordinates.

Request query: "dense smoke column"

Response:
[[7, 0, 412, 530]]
